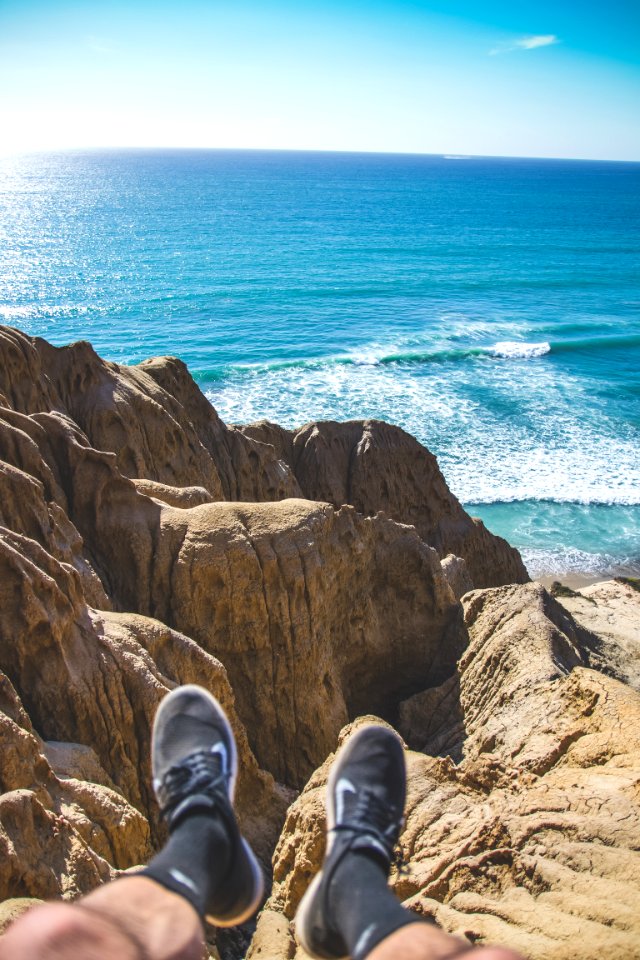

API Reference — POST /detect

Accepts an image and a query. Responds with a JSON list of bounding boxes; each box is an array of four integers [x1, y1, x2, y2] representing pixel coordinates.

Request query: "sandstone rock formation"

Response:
[[0, 326, 300, 503], [0, 324, 469, 909], [441, 554, 474, 600], [553, 578, 640, 692], [2, 323, 635, 960], [241, 419, 528, 589], [251, 581, 640, 960]]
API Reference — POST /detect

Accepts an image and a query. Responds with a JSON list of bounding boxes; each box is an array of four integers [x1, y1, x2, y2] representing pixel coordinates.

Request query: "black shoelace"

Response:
[[158, 749, 229, 820], [331, 787, 404, 862]]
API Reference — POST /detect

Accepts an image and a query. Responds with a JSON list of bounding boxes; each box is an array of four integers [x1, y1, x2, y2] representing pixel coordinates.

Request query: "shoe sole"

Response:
[[208, 836, 265, 928], [295, 726, 388, 959], [153, 685, 264, 928]]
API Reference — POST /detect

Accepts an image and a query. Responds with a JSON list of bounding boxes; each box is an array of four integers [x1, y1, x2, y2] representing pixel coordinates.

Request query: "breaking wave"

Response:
[[487, 341, 550, 359]]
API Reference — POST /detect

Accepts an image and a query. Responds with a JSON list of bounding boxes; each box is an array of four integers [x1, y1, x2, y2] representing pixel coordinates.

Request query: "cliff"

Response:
[[241, 419, 527, 589], [0, 324, 637, 958], [251, 581, 640, 960]]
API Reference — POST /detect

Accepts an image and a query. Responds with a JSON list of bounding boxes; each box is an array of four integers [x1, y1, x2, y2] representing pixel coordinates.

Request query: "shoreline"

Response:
[[535, 569, 640, 592], [535, 572, 609, 591]]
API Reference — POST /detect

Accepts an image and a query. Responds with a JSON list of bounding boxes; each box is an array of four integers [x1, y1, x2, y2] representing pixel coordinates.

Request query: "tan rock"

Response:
[[140, 356, 301, 502], [241, 419, 528, 589], [0, 672, 147, 900], [131, 478, 214, 507], [0, 583, 284, 899], [0, 326, 300, 503], [34, 337, 229, 498], [252, 583, 640, 960], [441, 554, 474, 600], [556, 579, 640, 691], [0, 326, 465, 908], [43, 742, 118, 790], [0, 788, 114, 901], [0, 328, 466, 908], [73, 481, 463, 786], [0, 898, 42, 936], [0, 512, 285, 844], [0, 400, 462, 789], [0, 326, 61, 414], [0, 410, 110, 608]]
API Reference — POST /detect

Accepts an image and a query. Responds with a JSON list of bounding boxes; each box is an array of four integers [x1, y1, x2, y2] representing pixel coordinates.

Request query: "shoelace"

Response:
[[158, 749, 229, 819], [331, 786, 404, 861]]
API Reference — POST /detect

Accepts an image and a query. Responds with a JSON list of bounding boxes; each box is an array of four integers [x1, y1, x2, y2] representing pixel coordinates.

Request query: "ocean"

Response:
[[1, 148, 639, 580]]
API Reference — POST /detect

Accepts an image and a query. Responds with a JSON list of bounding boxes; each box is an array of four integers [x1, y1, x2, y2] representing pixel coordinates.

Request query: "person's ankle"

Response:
[[327, 847, 388, 913]]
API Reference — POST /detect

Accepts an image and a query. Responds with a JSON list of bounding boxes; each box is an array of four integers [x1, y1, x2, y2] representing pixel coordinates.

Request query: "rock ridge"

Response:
[[241, 418, 528, 589], [1, 325, 636, 960], [251, 581, 640, 960], [0, 325, 476, 906]]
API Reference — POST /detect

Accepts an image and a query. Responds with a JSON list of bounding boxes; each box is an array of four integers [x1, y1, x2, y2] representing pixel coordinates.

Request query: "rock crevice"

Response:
[[1, 325, 635, 960]]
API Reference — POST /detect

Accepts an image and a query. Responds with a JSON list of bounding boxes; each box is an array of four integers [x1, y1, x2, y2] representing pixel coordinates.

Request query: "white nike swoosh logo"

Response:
[[353, 923, 378, 958], [335, 777, 357, 823], [210, 742, 228, 776], [169, 868, 199, 897]]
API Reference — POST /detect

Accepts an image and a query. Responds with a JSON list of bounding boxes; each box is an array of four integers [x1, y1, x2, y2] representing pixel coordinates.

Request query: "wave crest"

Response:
[[487, 341, 551, 359]]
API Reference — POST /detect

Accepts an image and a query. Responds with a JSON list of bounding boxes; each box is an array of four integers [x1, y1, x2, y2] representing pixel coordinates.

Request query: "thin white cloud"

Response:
[[489, 34, 560, 56], [516, 35, 559, 50]]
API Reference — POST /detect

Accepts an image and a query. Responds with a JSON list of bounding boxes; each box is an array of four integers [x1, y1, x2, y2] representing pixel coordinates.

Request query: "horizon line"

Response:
[[2, 145, 639, 165]]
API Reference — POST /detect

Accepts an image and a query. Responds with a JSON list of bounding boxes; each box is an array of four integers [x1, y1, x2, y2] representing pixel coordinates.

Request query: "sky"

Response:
[[0, 0, 639, 160]]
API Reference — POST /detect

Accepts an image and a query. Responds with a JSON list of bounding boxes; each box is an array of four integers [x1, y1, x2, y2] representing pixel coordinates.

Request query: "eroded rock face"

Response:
[[251, 582, 640, 960], [241, 419, 528, 589], [0, 400, 464, 788], [554, 579, 640, 692], [0, 325, 465, 908], [3, 323, 633, 958], [0, 670, 146, 901], [139, 356, 302, 503], [441, 554, 474, 601], [0, 329, 292, 903], [0, 514, 285, 867], [0, 326, 300, 504]]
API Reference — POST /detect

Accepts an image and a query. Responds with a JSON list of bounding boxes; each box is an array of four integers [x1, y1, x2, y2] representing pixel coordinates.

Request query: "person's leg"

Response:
[[295, 725, 523, 960], [368, 923, 521, 960], [0, 878, 202, 960], [139, 684, 263, 926], [0, 685, 263, 960]]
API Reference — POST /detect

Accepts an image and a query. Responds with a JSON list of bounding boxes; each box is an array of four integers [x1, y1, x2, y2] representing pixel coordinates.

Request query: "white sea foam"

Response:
[[445, 421, 640, 506], [347, 347, 383, 366], [487, 341, 551, 359], [207, 352, 640, 508], [351, 356, 381, 366], [522, 547, 640, 579]]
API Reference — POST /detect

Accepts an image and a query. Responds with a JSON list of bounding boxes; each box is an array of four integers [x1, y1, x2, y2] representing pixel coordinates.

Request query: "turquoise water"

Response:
[[1, 149, 639, 578]]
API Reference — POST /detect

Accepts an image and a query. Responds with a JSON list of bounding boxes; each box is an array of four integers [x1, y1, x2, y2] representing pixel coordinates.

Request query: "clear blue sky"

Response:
[[0, 0, 638, 159]]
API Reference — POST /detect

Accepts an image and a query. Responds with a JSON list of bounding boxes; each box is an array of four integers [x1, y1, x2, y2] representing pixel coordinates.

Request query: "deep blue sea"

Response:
[[1, 149, 639, 580]]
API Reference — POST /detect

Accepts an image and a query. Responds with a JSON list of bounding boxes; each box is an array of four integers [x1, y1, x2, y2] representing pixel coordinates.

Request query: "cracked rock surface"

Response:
[[0, 324, 636, 959], [251, 582, 640, 960], [0, 327, 477, 903]]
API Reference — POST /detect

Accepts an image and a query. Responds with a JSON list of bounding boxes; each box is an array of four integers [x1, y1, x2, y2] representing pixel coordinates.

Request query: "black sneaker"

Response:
[[151, 684, 264, 927], [295, 724, 406, 959]]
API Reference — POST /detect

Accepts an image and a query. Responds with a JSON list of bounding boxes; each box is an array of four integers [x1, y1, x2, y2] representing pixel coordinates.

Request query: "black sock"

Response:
[[140, 813, 231, 919], [329, 849, 419, 960]]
